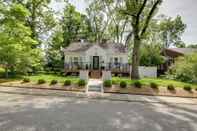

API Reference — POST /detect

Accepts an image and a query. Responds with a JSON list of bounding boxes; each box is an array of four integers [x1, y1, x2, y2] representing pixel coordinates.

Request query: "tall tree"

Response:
[[120, 0, 162, 79], [62, 2, 92, 46], [7, 0, 56, 45], [0, 2, 43, 77], [159, 15, 186, 48], [45, 2, 91, 72]]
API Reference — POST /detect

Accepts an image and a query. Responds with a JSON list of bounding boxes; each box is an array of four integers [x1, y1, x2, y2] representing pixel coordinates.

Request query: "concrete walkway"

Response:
[[87, 79, 103, 93], [0, 86, 197, 105]]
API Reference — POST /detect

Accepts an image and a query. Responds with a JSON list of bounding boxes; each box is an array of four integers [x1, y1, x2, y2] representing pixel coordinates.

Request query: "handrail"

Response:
[[64, 62, 130, 71]]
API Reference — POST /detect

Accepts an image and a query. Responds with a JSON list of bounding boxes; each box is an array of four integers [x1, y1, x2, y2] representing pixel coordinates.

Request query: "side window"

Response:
[[74, 57, 78, 65]]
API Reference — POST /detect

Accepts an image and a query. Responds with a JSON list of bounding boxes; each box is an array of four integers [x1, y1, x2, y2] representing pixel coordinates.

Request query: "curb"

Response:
[[0, 84, 85, 92], [104, 91, 197, 99], [0, 86, 197, 105], [1, 84, 197, 99]]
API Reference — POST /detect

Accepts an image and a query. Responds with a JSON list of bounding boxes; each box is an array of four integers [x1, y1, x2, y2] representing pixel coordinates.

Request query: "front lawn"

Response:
[[26, 74, 79, 84], [112, 77, 197, 88]]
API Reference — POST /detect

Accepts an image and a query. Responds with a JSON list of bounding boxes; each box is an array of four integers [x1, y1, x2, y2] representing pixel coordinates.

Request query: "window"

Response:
[[114, 57, 118, 65], [74, 57, 78, 65]]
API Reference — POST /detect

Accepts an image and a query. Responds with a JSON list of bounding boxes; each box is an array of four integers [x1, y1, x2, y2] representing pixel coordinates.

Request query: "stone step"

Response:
[[90, 70, 101, 79], [88, 85, 102, 92], [87, 79, 103, 93]]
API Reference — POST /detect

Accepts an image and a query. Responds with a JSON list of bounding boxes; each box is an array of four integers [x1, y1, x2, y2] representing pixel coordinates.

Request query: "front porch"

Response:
[[64, 62, 130, 77]]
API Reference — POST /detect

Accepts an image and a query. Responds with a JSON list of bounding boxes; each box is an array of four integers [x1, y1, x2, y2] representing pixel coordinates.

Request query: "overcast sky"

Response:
[[53, 0, 197, 45]]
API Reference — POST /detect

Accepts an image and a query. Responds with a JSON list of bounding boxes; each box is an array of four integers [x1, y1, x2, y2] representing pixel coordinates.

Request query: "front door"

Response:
[[93, 56, 99, 70]]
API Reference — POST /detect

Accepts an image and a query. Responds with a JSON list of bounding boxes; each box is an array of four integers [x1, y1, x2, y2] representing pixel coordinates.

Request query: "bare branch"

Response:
[[140, 0, 162, 37], [135, 0, 147, 25]]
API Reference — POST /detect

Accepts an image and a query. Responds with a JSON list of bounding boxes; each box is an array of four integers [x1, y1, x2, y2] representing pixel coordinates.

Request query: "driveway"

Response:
[[0, 90, 197, 131]]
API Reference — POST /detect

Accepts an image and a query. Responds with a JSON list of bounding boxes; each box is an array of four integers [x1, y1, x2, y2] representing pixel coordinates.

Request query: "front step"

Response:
[[88, 85, 101, 92], [87, 79, 103, 93], [90, 70, 101, 79]]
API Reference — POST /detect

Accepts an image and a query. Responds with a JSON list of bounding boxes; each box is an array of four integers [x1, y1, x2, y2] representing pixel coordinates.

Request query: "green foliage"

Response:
[[62, 3, 91, 46], [120, 81, 127, 88], [78, 80, 86, 87], [150, 82, 158, 89], [50, 80, 58, 85], [37, 79, 46, 84], [188, 44, 197, 48], [167, 84, 175, 91], [133, 81, 142, 88], [64, 80, 71, 86], [140, 44, 164, 66], [184, 85, 192, 92], [103, 80, 112, 87], [0, 3, 43, 77], [23, 78, 30, 83], [159, 15, 186, 48], [167, 53, 197, 83]]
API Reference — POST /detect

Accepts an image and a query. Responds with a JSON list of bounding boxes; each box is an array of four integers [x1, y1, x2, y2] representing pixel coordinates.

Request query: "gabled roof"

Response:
[[166, 48, 197, 55], [64, 42, 127, 53]]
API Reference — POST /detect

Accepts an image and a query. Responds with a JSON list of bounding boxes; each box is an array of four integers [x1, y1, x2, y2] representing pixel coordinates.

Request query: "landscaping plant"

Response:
[[150, 82, 158, 89], [120, 81, 127, 88], [78, 80, 86, 87], [167, 84, 175, 91], [50, 80, 58, 85], [167, 53, 197, 83], [103, 80, 112, 87], [37, 79, 46, 84], [133, 81, 142, 88], [184, 85, 192, 92], [64, 80, 71, 86], [23, 78, 30, 83]]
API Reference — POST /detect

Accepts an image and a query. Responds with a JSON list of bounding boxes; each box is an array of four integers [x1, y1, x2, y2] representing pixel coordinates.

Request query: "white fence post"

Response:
[[79, 70, 89, 81], [102, 71, 112, 81]]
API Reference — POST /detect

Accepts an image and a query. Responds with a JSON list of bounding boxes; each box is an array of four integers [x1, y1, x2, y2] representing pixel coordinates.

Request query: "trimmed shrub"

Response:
[[50, 80, 58, 85], [78, 80, 86, 87], [120, 81, 127, 88], [150, 82, 158, 89], [37, 79, 46, 84], [167, 84, 175, 91], [64, 80, 71, 86], [103, 80, 112, 87], [23, 78, 30, 83], [133, 81, 142, 88], [184, 85, 192, 91]]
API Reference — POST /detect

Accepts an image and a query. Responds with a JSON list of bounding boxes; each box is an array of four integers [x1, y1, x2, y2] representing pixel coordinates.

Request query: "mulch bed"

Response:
[[1, 81, 197, 98], [0, 81, 86, 92], [104, 85, 197, 98]]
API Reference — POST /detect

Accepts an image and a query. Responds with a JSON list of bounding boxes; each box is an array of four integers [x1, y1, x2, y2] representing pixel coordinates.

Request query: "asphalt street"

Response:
[[0, 92, 197, 131]]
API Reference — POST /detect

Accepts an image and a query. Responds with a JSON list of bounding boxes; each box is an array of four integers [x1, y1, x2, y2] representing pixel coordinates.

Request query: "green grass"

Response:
[[0, 73, 196, 88], [112, 77, 197, 88], [26, 74, 79, 84]]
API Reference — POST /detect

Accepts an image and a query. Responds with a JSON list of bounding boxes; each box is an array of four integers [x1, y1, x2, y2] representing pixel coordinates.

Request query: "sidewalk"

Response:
[[0, 86, 197, 105]]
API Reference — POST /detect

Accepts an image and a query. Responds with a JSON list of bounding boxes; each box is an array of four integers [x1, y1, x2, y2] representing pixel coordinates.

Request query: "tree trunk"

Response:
[[5, 66, 8, 78], [131, 36, 141, 79]]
